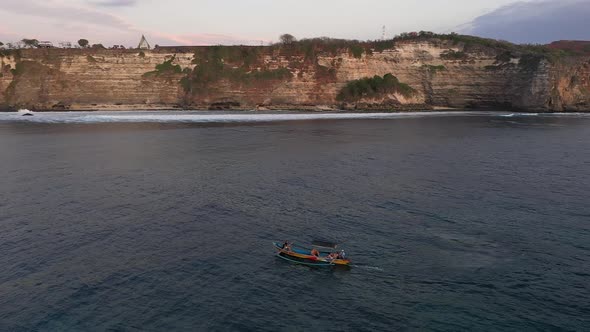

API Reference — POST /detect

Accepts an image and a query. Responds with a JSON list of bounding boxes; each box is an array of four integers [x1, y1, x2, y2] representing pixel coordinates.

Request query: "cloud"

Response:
[[0, 0, 135, 32], [0, 25, 17, 40], [0, 0, 270, 46], [461, 0, 590, 44], [91, 0, 137, 7]]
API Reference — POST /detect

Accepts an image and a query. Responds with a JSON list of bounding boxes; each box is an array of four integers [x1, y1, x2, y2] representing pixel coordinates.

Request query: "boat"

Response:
[[273, 241, 351, 267], [18, 109, 34, 116]]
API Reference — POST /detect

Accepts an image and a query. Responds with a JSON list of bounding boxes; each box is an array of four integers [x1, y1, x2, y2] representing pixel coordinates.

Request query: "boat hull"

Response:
[[273, 242, 351, 266]]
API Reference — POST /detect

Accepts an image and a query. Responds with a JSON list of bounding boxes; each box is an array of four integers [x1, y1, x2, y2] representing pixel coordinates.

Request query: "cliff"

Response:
[[1, 36, 589, 112]]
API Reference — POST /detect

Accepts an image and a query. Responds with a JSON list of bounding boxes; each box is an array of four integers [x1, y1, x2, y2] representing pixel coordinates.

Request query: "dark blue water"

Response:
[[1, 112, 589, 331]]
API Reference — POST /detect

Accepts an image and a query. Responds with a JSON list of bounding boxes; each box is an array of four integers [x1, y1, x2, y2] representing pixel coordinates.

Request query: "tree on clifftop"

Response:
[[279, 34, 296, 45], [78, 39, 89, 48], [21, 39, 39, 48]]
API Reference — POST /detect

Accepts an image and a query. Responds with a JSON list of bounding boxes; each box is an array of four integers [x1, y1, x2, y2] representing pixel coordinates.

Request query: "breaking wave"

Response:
[[2, 111, 589, 124], [0, 110, 487, 124]]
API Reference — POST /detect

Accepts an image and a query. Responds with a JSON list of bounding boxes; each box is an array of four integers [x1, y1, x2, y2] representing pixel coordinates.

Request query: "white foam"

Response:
[[1, 110, 588, 124], [498, 113, 540, 118], [0, 110, 480, 124]]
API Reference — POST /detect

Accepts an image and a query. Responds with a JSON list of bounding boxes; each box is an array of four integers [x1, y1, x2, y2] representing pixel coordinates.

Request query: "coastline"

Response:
[[2, 104, 582, 113]]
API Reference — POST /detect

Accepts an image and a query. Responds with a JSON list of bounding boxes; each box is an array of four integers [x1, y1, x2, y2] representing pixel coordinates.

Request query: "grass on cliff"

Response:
[[336, 73, 416, 102]]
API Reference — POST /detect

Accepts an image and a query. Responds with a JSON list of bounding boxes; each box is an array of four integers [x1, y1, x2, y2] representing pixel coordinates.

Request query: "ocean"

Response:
[[0, 111, 589, 331]]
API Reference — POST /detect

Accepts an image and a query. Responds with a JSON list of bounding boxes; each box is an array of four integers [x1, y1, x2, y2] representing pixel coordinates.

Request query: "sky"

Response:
[[0, 0, 588, 47]]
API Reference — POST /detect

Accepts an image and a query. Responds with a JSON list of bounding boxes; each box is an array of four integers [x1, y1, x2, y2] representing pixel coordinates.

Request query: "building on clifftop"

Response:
[[138, 35, 151, 50]]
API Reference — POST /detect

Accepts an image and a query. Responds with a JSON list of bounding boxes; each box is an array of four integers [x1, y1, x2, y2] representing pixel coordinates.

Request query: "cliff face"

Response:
[[549, 57, 590, 111], [0, 40, 588, 111]]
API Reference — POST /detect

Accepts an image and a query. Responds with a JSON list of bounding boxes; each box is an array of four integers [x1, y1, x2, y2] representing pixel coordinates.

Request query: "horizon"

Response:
[[1, 0, 589, 47]]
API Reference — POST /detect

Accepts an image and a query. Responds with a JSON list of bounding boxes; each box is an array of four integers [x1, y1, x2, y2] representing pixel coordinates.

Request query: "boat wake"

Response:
[[350, 264, 384, 272]]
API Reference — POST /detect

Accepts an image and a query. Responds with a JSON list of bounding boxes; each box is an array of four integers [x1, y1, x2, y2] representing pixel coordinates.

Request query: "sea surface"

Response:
[[0, 111, 589, 331]]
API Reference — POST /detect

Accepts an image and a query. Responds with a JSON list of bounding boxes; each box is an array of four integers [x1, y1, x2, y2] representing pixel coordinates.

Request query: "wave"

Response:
[[498, 113, 540, 117], [1, 111, 589, 124], [0, 110, 479, 124]]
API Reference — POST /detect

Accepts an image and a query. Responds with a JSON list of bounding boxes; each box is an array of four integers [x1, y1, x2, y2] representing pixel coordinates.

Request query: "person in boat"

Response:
[[337, 250, 346, 259], [310, 248, 320, 257], [327, 252, 338, 260], [281, 241, 292, 251]]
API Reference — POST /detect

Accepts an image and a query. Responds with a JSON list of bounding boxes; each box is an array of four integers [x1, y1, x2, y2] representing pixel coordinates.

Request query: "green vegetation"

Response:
[[181, 47, 293, 93], [245, 67, 292, 80], [518, 54, 544, 71], [349, 44, 364, 58], [5, 61, 50, 102], [143, 57, 182, 77], [440, 50, 468, 60], [373, 40, 396, 53], [422, 64, 446, 73], [495, 51, 514, 63], [138, 51, 145, 58], [0, 48, 21, 60], [279, 34, 296, 45], [270, 35, 372, 61], [78, 39, 89, 48], [21, 39, 39, 48], [315, 64, 337, 81], [384, 31, 575, 65], [86, 55, 97, 63], [10, 62, 26, 76], [337, 73, 416, 102]]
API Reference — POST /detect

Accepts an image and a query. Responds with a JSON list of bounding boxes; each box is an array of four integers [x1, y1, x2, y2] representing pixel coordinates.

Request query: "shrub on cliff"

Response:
[[280, 34, 297, 45], [336, 73, 416, 101], [518, 54, 544, 71], [422, 65, 446, 73], [440, 50, 468, 60], [78, 39, 89, 48], [181, 46, 293, 93], [349, 45, 364, 58], [143, 57, 182, 77], [21, 39, 39, 48]]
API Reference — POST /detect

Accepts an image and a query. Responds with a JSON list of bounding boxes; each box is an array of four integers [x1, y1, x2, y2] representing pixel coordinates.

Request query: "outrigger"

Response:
[[273, 240, 351, 267]]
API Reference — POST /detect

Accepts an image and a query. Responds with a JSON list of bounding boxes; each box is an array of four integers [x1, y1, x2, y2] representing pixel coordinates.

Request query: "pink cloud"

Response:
[[0, 0, 269, 47], [1, 0, 136, 31], [151, 33, 271, 46], [0, 25, 18, 42]]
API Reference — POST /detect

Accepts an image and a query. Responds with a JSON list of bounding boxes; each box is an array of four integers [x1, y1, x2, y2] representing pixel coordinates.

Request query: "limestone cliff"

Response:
[[0, 37, 588, 111]]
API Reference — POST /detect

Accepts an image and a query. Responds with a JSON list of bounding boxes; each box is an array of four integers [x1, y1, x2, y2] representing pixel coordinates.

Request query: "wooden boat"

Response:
[[273, 241, 351, 266]]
